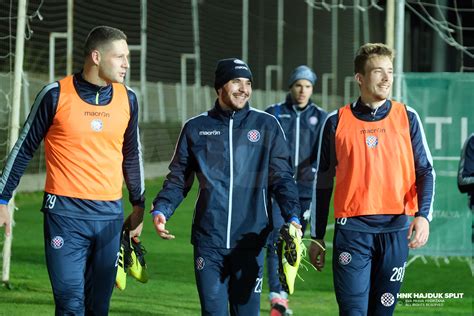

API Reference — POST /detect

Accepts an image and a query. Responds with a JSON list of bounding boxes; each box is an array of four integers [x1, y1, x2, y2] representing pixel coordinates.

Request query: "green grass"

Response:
[[0, 177, 472, 315]]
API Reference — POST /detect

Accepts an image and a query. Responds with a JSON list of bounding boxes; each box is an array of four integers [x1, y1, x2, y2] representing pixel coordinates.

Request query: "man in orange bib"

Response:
[[0, 26, 145, 315], [309, 43, 435, 315]]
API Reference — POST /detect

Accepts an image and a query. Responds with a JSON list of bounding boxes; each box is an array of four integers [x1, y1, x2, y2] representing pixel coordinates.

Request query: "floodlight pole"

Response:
[[353, 0, 360, 55], [331, 0, 338, 107], [306, 2, 314, 68], [385, 0, 395, 49], [66, 0, 73, 75], [361, 0, 370, 43], [3, 0, 27, 285], [191, 0, 201, 114], [276, 0, 284, 90], [394, 0, 405, 101], [141, 0, 149, 122], [242, 0, 249, 62]]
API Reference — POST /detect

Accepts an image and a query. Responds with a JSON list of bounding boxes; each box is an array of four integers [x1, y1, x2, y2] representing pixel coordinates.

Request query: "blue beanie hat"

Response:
[[288, 65, 317, 88], [214, 58, 253, 91]]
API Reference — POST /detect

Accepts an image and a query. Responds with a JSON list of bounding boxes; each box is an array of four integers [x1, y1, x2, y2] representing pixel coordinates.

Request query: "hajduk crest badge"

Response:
[[51, 236, 64, 249], [247, 130, 260, 142], [366, 135, 378, 148]]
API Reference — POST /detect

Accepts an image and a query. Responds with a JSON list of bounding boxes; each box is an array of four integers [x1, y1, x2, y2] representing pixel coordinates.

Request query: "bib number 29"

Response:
[[44, 194, 57, 209]]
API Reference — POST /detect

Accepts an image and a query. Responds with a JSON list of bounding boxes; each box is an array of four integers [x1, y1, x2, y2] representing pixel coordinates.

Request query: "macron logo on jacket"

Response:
[[199, 130, 221, 136]]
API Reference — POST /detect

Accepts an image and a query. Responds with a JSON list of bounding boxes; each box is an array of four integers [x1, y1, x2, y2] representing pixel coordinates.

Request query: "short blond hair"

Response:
[[354, 43, 394, 74]]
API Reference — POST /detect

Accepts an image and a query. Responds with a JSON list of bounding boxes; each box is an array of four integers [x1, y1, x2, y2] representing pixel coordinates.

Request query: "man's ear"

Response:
[[354, 73, 363, 85], [91, 49, 101, 66]]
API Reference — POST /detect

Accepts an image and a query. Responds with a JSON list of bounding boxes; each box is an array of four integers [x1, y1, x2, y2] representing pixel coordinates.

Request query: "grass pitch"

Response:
[[0, 177, 472, 315]]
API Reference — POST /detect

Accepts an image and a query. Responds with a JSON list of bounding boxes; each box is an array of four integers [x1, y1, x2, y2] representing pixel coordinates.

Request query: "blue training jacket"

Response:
[[153, 101, 301, 249], [266, 94, 327, 199]]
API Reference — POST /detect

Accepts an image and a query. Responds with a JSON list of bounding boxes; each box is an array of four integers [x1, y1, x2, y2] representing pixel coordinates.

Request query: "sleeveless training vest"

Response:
[[44, 75, 130, 200], [334, 101, 418, 218]]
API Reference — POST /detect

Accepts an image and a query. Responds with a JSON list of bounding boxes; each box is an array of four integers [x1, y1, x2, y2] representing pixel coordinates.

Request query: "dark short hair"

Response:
[[354, 43, 394, 74], [83, 26, 127, 57]]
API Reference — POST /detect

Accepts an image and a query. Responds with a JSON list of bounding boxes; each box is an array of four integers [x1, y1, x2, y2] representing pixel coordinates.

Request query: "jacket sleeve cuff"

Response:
[[0, 199, 8, 205], [415, 212, 430, 222], [288, 216, 300, 225], [151, 203, 173, 220], [151, 210, 164, 218]]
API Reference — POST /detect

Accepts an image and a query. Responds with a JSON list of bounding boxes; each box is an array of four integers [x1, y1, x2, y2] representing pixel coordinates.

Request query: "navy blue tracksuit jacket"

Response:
[[265, 94, 327, 199], [153, 102, 301, 249]]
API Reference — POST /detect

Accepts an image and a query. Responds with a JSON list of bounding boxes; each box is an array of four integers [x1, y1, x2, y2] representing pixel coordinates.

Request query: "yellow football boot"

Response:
[[277, 224, 303, 295], [129, 236, 149, 283], [115, 230, 132, 290]]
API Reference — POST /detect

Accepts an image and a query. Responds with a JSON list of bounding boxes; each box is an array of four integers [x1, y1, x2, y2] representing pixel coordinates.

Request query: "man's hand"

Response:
[[290, 220, 303, 237], [309, 239, 326, 271], [153, 213, 175, 240], [124, 205, 144, 238], [408, 216, 430, 249], [0, 204, 11, 236]]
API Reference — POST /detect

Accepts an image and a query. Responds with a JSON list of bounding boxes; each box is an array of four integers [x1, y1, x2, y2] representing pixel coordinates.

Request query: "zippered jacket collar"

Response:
[[209, 99, 250, 123], [351, 98, 392, 121]]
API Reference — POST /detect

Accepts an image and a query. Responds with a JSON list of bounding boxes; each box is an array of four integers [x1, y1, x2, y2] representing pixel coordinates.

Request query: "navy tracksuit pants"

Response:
[[44, 212, 122, 315], [332, 228, 409, 316], [193, 246, 264, 316]]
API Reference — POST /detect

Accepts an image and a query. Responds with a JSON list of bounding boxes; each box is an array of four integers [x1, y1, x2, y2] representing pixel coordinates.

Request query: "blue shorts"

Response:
[[332, 228, 409, 316], [193, 246, 264, 316], [44, 212, 122, 315]]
